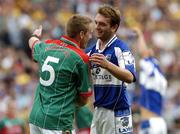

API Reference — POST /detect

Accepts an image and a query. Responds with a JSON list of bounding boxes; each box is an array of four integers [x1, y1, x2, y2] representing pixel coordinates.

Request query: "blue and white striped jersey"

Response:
[[86, 35, 136, 110], [139, 57, 167, 115]]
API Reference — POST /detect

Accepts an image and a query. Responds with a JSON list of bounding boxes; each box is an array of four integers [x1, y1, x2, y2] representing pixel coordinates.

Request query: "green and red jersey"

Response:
[[29, 35, 92, 131]]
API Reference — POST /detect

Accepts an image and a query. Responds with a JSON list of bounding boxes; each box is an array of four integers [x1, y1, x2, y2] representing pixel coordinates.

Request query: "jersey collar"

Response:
[[60, 35, 80, 48], [96, 34, 117, 53]]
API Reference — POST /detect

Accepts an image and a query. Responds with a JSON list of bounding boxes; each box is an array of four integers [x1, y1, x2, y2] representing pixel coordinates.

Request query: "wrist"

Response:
[[105, 61, 110, 70], [31, 34, 40, 38]]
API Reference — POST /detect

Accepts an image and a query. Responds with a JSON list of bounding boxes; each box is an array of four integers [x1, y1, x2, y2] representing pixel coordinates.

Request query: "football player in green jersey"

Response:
[[28, 15, 93, 134]]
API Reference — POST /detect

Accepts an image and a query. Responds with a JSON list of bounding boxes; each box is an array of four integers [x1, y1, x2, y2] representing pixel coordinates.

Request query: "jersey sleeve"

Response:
[[122, 51, 136, 82], [77, 61, 92, 97], [32, 42, 44, 62], [115, 47, 137, 82]]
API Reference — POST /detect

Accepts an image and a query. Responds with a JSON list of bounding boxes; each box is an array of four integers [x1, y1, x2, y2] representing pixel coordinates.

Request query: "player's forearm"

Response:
[[106, 61, 134, 83], [29, 37, 40, 49], [134, 30, 149, 58], [29, 25, 42, 49]]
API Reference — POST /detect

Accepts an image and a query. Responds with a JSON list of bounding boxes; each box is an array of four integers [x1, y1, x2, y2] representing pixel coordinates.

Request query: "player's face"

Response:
[[80, 23, 93, 49], [95, 13, 115, 41]]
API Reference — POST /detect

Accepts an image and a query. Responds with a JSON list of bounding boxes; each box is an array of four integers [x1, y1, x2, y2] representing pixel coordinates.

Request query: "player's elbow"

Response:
[[76, 96, 89, 107], [79, 98, 88, 106], [126, 77, 134, 83], [125, 73, 134, 83]]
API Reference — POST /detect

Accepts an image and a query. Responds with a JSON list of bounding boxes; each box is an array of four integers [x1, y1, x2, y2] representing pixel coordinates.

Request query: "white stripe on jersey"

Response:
[[114, 47, 125, 69], [91, 67, 123, 85], [86, 50, 91, 56], [114, 47, 135, 67], [96, 35, 117, 53]]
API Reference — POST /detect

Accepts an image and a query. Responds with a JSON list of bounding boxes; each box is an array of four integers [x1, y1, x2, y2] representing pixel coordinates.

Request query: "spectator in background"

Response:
[[28, 14, 93, 134], [87, 5, 136, 134], [132, 27, 168, 134], [0, 97, 25, 134]]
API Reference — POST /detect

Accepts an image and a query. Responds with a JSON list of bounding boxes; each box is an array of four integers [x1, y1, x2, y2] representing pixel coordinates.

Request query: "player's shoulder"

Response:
[[45, 39, 63, 45], [33, 40, 48, 50], [114, 38, 130, 51], [85, 44, 96, 54], [33, 39, 63, 49], [71, 47, 89, 64], [45, 39, 89, 63]]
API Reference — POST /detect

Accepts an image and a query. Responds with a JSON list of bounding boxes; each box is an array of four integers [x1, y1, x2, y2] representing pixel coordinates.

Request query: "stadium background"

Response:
[[0, 0, 179, 133]]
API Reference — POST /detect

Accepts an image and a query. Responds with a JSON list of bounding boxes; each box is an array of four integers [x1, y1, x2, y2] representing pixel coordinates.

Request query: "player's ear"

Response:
[[80, 31, 85, 40], [111, 24, 119, 32]]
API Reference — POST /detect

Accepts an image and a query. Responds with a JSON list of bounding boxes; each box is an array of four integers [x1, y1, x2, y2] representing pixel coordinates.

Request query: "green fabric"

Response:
[[76, 106, 93, 129], [29, 41, 91, 131]]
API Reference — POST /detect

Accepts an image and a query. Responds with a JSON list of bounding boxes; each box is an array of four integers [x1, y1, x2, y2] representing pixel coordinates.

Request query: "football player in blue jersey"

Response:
[[86, 5, 136, 134], [132, 27, 167, 134]]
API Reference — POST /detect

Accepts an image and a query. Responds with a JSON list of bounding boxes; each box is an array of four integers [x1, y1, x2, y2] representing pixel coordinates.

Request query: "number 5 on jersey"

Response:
[[40, 56, 59, 86]]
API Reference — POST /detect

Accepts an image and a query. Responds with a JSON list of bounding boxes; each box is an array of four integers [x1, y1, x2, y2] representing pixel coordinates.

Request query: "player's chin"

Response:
[[95, 31, 103, 37], [95, 34, 103, 39]]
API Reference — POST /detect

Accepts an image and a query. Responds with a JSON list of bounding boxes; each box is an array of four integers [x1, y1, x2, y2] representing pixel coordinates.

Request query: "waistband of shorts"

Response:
[[140, 117, 165, 129], [95, 107, 131, 115]]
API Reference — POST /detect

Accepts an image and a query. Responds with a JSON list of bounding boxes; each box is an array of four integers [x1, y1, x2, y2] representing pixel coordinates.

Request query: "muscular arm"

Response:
[[90, 53, 134, 83], [106, 60, 134, 83]]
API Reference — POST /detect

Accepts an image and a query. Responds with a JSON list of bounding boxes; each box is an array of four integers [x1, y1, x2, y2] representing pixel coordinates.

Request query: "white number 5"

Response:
[[40, 56, 59, 86]]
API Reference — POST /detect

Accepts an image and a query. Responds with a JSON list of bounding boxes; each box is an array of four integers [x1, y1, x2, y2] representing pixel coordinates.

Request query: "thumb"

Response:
[[33, 25, 43, 37]]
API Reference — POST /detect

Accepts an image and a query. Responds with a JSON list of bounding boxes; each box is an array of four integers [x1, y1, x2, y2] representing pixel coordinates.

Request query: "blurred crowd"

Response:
[[0, 0, 179, 133]]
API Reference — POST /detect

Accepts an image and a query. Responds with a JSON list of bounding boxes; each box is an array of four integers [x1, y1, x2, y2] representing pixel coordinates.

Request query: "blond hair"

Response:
[[97, 5, 121, 28], [66, 14, 92, 38]]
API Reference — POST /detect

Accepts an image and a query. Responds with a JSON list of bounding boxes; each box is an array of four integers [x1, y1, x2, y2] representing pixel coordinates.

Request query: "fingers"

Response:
[[90, 59, 101, 66], [33, 25, 43, 37], [91, 53, 104, 56], [90, 53, 104, 61], [89, 53, 108, 68], [91, 53, 104, 58]]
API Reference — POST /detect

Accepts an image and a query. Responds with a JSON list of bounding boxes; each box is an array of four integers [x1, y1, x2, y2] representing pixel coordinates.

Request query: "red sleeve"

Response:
[[79, 90, 92, 97]]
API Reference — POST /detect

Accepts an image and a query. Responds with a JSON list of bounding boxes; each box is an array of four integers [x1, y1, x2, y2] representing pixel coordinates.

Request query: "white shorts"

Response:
[[29, 123, 76, 134], [139, 117, 167, 134], [90, 107, 133, 134]]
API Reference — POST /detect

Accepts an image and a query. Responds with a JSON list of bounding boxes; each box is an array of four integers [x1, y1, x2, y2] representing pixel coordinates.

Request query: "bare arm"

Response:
[[28, 25, 42, 49], [132, 27, 149, 58], [90, 53, 134, 83]]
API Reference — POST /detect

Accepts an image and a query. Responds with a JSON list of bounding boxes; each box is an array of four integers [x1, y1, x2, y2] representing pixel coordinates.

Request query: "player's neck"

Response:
[[99, 40, 106, 50], [99, 34, 114, 50]]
